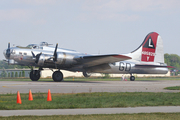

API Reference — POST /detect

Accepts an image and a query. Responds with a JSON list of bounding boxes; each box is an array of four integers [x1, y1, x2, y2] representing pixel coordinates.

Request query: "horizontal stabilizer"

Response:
[[135, 64, 174, 68]]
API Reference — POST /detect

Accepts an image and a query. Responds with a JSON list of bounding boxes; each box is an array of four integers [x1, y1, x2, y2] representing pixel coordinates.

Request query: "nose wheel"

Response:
[[52, 71, 63, 82], [30, 70, 40, 81]]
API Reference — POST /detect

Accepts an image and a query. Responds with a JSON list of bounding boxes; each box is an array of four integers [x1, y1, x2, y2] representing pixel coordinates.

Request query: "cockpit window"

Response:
[[33, 46, 38, 49], [26, 44, 34, 49], [26, 44, 41, 49]]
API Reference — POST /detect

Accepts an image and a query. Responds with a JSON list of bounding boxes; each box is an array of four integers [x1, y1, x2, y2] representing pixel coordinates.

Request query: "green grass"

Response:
[[164, 86, 180, 90], [1, 76, 180, 82], [1, 113, 180, 120], [1, 92, 180, 110]]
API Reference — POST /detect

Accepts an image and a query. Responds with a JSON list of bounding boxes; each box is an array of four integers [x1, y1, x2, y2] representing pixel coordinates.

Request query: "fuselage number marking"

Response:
[[119, 62, 131, 71]]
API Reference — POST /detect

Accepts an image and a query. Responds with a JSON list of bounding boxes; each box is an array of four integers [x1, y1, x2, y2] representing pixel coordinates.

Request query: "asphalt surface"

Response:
[[1, 80, 180, 94], [1, 106, 180, 116], [1, 80, 180, 116]]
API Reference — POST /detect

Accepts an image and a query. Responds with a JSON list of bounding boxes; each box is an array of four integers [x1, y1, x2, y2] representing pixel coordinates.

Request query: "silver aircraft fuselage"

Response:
[[3, 44, 168, 75], [3, 32, 170, 81]]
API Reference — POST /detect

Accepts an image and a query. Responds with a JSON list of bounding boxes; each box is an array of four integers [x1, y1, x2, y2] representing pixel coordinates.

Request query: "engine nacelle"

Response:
[[56, 52, 76, 65], [37, 54, 53, 66], [36, 53, 76, 67], [37, 54, 45, 66]]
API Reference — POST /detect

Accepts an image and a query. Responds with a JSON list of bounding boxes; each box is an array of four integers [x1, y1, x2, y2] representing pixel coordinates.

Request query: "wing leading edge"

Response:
[[76, 54, 132, 68]]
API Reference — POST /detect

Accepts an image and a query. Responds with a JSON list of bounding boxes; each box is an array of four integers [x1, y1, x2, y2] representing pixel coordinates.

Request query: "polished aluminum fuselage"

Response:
[[3, 45, 168, 75]]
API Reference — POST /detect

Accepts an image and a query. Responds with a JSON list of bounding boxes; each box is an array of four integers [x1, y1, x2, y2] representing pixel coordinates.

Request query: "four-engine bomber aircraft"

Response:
[[3, 32, 170, 82]]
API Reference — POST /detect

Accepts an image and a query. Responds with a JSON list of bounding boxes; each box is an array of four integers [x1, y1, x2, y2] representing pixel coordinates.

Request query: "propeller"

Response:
[[31, 43, 58, 68], [31, 51, 42, 64], [6, 43, 11, 58], [53, 43, 58, 62], [53, 43, 58, 69], [6, 43, 11, 64]]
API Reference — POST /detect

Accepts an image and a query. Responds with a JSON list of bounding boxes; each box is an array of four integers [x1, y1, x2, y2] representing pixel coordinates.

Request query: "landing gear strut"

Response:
[[30, 70, 41, 81], [52, 71, 63, 82], [130, 74, 135, 81]]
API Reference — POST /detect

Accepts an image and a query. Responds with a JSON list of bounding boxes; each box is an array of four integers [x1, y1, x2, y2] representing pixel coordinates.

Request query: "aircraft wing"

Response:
[[76, 54, 131, 68]]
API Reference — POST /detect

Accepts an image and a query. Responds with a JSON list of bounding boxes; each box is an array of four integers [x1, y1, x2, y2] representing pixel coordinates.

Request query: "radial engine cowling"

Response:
[[37, 54, 45, 66], [56, 52, 76, 65], [36, 54, 53, 66]]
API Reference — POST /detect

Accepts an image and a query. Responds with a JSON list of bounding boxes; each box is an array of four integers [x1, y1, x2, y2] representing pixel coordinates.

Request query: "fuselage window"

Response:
[[19, 52, 22, 55], [24, 53, 27, 55]]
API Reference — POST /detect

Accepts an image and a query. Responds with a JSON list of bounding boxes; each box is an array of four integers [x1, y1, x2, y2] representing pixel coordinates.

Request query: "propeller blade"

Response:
[[8, 43, 10, 49], [35, 52, 42, 64], [53, 43, 58, 62], [6, 42, 11, 59], [31, 51, 42, 64], [31, 51, 36, 58]]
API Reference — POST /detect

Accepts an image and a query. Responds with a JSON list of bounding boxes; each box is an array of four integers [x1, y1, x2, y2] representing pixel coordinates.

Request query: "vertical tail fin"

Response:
[[129, 32, 164, 63]]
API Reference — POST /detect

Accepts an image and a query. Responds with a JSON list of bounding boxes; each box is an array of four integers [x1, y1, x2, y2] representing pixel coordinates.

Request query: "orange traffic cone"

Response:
[[29, 89, 33, 101], [47, 89, 52, 101], [17, 91, 22, 104]]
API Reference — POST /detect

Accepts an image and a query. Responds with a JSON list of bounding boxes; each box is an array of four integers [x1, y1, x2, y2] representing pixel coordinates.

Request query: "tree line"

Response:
[[164, 53, 180, 70], [0, 61, 28, 78], [1, 69, 26, 78], [0, 60, 28, 69]]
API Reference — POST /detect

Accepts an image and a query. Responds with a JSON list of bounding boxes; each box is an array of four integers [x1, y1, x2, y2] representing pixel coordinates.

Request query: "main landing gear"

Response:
[[30, 70, 41, 81], [29, 68, 64, 82], [52, 71, 63, 82], [130, 74, 135, 81]]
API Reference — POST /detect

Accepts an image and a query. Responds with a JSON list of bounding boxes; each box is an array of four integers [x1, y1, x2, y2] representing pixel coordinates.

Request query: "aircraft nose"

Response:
[[4, 43, 12, 59], [3, 48, 11, 59]]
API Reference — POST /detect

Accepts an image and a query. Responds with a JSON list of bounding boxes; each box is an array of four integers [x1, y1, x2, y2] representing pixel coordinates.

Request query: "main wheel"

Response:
[[52, 71, 63, 82], [83, 71, 91, 78], [30, 70, 40, 81], [130, 76, 135, 81]]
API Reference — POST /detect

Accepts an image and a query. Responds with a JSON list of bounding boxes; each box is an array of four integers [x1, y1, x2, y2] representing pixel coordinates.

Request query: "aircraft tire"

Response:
[[52, 71, 63, 82], [30, 70, 40, 81], [83, 71, 91, 78], [130, 76, 135, 81]]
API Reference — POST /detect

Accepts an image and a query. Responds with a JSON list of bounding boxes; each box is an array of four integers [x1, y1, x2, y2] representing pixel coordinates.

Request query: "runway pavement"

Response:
[[1, 106, 180, 116], [1, 80, 180, 116], [1, 80, 180, 94]]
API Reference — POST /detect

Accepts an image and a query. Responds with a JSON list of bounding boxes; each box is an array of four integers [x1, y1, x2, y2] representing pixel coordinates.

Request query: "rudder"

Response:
[[130, 32, 164, 63]]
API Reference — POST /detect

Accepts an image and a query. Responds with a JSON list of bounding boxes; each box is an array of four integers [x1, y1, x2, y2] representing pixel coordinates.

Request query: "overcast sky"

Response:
[[0, 0, 180, 60]]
